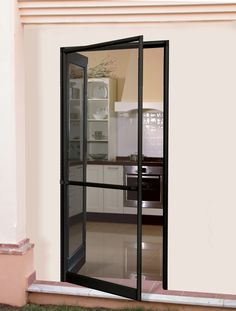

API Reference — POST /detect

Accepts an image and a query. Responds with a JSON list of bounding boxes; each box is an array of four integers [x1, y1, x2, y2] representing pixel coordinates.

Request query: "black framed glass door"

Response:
[[61, 36, 144, 300], [61, 52, 88, 276]]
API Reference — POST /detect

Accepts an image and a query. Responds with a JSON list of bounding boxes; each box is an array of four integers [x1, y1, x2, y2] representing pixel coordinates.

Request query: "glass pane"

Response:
[[123, 176, 161, 203], [78, 49, 138, 185], [78, 187, 137, 288], [142, 226, 163, 283], [68, 185, 84, 258], [142, 177, 161, 202], [68, 63, 84, 182]]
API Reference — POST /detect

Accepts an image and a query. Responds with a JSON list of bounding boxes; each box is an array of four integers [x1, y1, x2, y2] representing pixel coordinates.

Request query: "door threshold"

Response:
[[28, 281, 236, 308]]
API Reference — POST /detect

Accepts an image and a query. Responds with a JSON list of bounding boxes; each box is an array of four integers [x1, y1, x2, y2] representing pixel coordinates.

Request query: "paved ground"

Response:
[[0, 305, 149, 311], [0, 305, 123, 311]]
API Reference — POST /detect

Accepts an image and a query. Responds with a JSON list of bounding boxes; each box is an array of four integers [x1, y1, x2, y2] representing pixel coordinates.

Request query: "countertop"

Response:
[[70, 157, 163, 166]]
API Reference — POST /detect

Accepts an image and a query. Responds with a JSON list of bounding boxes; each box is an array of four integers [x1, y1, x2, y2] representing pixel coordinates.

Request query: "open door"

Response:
[[61, 36, 144, 300], [61, 52, 88, 275]]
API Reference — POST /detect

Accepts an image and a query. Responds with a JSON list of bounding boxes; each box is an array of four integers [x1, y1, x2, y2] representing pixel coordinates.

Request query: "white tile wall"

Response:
[[117, 111, 163, 157]]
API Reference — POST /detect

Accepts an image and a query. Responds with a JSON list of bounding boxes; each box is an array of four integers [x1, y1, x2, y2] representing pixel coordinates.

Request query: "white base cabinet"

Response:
[[86, 165, 123, 214], [103, 165, 123, 214], [86, 165, 103, 213]]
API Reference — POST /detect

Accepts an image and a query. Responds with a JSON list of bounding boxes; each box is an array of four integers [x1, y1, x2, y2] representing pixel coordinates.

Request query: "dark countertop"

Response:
[[70, 157, 163, 166]]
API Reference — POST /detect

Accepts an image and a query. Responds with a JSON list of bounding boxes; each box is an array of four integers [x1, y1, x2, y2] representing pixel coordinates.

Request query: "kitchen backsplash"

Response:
[[117, 111, 163, 157]]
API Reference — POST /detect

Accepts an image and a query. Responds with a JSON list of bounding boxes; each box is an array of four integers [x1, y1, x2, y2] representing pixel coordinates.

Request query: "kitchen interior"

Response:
[[68, 47, 164, 292]]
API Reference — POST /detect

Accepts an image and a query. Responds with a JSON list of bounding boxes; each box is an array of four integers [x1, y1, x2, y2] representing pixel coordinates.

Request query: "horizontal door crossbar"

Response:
[[60, 180, 137, 191]]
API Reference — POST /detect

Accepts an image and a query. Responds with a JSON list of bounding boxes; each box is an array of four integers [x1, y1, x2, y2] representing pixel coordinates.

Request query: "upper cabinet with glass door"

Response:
[[87, 78, 116, 161]]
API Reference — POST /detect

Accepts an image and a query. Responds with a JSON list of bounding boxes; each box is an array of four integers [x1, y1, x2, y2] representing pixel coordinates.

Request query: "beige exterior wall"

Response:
[[24, 21, 236, 294], [0, 0, 26, 243], [0, 0, 34, 306]]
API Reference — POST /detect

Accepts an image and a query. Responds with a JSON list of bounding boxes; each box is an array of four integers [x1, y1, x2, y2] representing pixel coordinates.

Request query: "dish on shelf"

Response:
[[92, 134, 107, 140], [89, 154, 107, 160], [92, 107, 108, 120], [93, 113, 108, 120], [88, 81, 108, 99]]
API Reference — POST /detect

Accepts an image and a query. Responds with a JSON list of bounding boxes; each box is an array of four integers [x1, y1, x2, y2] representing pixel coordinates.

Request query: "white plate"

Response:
[[88, 82, 108, 99]]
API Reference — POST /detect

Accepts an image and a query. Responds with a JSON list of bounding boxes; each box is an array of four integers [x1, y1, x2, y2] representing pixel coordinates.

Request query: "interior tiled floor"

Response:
[[72, 222, 163, 292]]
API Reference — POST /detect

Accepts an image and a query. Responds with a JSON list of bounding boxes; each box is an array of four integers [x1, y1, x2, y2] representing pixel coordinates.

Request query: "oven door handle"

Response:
[[142, 175, 160, 179]]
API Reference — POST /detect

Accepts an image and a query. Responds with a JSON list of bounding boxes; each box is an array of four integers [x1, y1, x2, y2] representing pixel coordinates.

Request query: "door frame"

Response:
[[60, 39, 169, 299]]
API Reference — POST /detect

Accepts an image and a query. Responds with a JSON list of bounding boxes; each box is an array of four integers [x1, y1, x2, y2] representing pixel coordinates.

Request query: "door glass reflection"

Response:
[[68, 64, 84, 182], [68, 185, 84, 258]]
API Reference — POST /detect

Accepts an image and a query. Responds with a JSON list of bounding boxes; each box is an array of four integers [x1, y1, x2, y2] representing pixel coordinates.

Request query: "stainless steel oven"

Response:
[[124, 166, 163, 209]]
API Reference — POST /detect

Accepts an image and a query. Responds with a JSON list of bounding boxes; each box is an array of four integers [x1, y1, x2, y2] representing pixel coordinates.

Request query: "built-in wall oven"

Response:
[[124, 166, 163, 209]]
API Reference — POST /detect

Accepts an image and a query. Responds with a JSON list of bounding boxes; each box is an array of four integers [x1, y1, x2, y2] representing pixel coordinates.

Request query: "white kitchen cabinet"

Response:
[[87, 78, 117, 161], [69, 78, 117, 162], [103, 165, 124, 214], [68, 165, 83, 217], [86, 164, 124, 214], [86, 165, 103, 213]]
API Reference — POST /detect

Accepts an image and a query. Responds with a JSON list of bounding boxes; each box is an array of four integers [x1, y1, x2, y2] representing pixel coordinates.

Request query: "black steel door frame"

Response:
[[60, 37, 169, 300]]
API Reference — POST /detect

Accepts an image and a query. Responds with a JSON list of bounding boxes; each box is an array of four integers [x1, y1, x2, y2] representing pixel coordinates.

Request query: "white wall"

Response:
[[0, 0, 26, 243], [24, 21, 236, 295]]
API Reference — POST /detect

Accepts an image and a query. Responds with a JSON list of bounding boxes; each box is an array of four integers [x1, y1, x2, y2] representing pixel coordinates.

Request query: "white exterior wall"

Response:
[[0, 0, 26, 243], [24, 21, 236, 293]]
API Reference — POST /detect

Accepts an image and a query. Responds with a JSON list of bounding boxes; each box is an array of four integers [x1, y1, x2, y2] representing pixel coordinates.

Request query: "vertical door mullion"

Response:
[[163, 41, 169, 290], [61, 49, 69, 281], [137, 36, 144, 301], [82, 60, 88, 262]]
